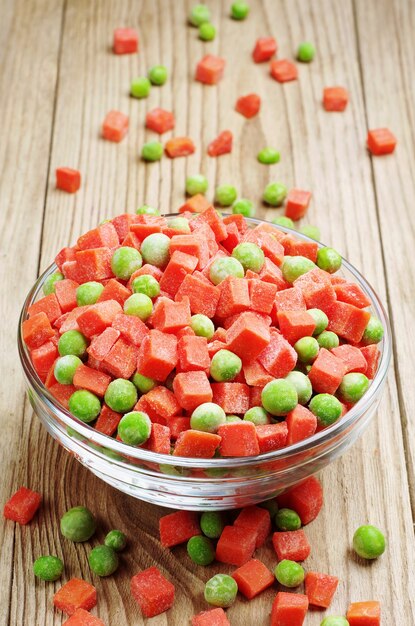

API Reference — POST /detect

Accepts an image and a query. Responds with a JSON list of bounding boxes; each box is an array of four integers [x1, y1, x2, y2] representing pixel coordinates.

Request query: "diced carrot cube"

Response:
[[258, 331, 297, 378], [211, 382, 250, 414], [136, 329, 177, 381], [146, 107, 175, 134], [63, 608, 105, 625], [221, 222, 241, 253], [218, 421, 260, 457], [23, 312, 55, 350], [243, 359, 273, 386], [308, 347, 347, 394], [367, 128, 396, 156], [294, 268, 337, 311], [285, 189, 312, 221], [145, 386, 181, 422], [102, 110, 129, 142], [128, 264, 163, 287], [49, 383, 77, 409], [276, 476, 323, 525], [235, 93, 261, 118], [346, 601, 381, 626], [112, 313, 149, 346], [179, 193, 212, 214], [195, 55, 226, 84], [142, 423, 171, 454], [259, 258, 288, 289], [55, 279, 79, 313], [95, 404, 122, 436], [170, 234, 209, 269], [249, 386, 263, 408], [360, 345, 380, 379], [333, 282, 371, 308], [232, 559, 274, 600], [176, 273, 220, 317], [195, 206, 228, 243], [113, 27, 138, 54], [273, 287, 306, 316], [97, 279, 131, 306], [151, 298, 191, 333], [73, 363, 111, 396], [207, 130, 233, 157], [77, 301, 122, 338], [277, 310, 316, 344], [130, 566, 175, 618], [53, 578, 97, 616], [252, 37, 277, 63], [55, 247, 76, 271], [248, 279, 277, 315], [215, 277, 250, 320], [177, 335, 210, 373], [77, 222, 119, 251], [191, 607, 230, 626], [243, 229, 285, 266], [28, 293, 62, 325], [234, 506, 271, 548], [174, 429, 221, 458], [130, 215, 167, 241], [323, 86, 349, 111], [110, 213, 133, 240], [102, 337, 138, 379], [256, 422, 288, 454], [270, 59, 298, 82], [121, 230, 141, 250], [56, 167, 81, 193], [87, 327, 120, 361], [173, 370, 212, 411], [169, 416, 191, 440], [165, 136, 196, 158], [225, 310, 270, 362], [271, 592, 309, 626], [286, 405, 317, 445], [272, 530, 311, 561], [283, 238, 318, 263], [3, 486, 42, 525], [159, 251, 198, 297], [74, 248, 113, 282], [329, 300, 372, 343], [223, 213, 247, 234], [31, 340, 58, 381], [216, 525, 257, 566], [159, 510, 201, 547], [305, 571, 339, 608], [331, 344, 367, 373]]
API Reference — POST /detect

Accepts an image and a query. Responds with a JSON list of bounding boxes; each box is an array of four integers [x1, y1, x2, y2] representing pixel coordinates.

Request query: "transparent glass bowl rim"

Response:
[[18, 215, 391, 469]]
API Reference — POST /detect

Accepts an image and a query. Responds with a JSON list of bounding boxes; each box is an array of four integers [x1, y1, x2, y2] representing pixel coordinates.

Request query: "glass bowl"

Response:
[[18, 217, 391, 510]]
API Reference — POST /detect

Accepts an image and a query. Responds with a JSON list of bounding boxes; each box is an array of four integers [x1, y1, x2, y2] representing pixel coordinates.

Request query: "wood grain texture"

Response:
[[1, 0, 414, 624]]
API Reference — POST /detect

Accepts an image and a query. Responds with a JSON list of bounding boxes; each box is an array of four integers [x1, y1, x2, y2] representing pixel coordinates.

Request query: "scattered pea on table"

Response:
[[263, 182, 287, 206], [200, 511, 225, 539], [130, 76, 151, 99], [275, 508, 302, 531], [33, 556, 64, 582], [105, 529, 127, 552], [60, 506, 96, 542], [187, 535, 215, 565], [353, 524, 386, 559], [232, 198, 255, 217], [204, 573, 238, 607], [148, 65, 168, 86], [274, 559, 305, 587], [141, 141, 164, 162], [89, 544, 119, 576], [215, 184, 238, 206], [186, 174, 208, 196], [258, 147, 281, 165]]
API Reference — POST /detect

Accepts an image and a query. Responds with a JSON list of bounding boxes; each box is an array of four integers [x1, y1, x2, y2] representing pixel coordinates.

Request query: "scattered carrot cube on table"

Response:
[[216, 524, 257, 566], [367, 128, 397, 155], [252, 37, 277, 63], [277, 476, 323, 525], [113, 28, 138, 54], [56, 167, 81, 193], [102, 110, 129, 142], [285, 189, 312, 221], [235, 93, 261, 118], [165, 136, 196, 158], [3, 486, 42, 525], [234, 505, 271, 548], [305, 571, 339, 608], [232, 558, 274, 599], [270, 59, 298, 82], [159, 510, 201, 547], [130, 566, 175, 618], [347, 600, 381, 626], [272, 529, 311, 561], [195, 55, 226, 84], [271, 592, 309, 626], [63, 608, 105, 626], [53, 578, 97, 616], [323, 86, 349, 111], [146, 107, 175, 134], [191, 608, 230, 626], [207, 130, 233, 156]]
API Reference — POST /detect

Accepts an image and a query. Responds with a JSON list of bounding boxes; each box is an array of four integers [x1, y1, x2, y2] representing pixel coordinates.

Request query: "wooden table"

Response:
[[1, 1, 414, 623]]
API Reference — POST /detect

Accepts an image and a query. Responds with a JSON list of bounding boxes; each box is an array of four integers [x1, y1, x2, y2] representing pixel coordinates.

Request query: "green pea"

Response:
[[43, 271, 64, 296], [215, 185, 238, 207], [209, 257, 244, 285], [204, 574, 238, 608], [148, 65, 168, 86], [131, 76, 151, 99], [140, 233, 170, 268], [259, 499, 279, 517], [232, 198, 255, 217], [199, 22, 216, 41], [285, 371, 312, 405], [187, 535, 215, 565], [124, 293, 153, 321], [309, 393, 342, 427], [300, 224, 320, 240], [258, 147, 280, 165], [141, 141, 163, 162], [111, 247, 143, 280], [275, 508, 301, 531], [308, 309, 329, 335], [338, 373, 369, 404], [316, 330, 339, 349], [273, 216, 294, 229], [226, 414, 242, 423], [361, 316, 384, 345], [189, 4, 211, 26], [190, 402, 226, 433], [200, 511, 225, 539], [261, 379, 298, 416], [60, 506, 96, 542], [168, 217, 191, 233], [118, 411, 151, 445], [275, 560, 305, 587], [320, 618, 350, 626], [232, 242, 265, 273], [33, 555, 64, 581], [210, 349, 242, 382], [294, 336, 319, 364], [191, 314, 215, 339], [88, 545, 119, 577], [58, 330, 88, 358], [131, 274, 160, 298], [353, 524, 386, 559], [244, 406, 270, 425], [69, 390, 101, 423], [104, 378, 137, 413], [76, 281, 104, 306], [263, 182, 287, 206], [105, 529, 127, 552], [136, 205, 160, 215], [297, 41, 315, 62], [54, 355, 82, 385], [282, 256, 316, 283], [132, 372, 157, 393], [185, 174, 208, 196], [317, 247, 342, 274], [231, 1, 250, 20]]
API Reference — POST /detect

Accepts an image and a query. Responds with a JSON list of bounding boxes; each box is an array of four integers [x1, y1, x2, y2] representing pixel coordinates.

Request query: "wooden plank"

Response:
[[353, 0, 415, 511], [0, 0, 65, 624], [3, 0, 414, 624]]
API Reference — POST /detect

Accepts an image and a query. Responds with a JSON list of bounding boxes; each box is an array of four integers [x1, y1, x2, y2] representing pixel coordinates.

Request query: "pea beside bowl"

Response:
[[18, 217, 391, 511]]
